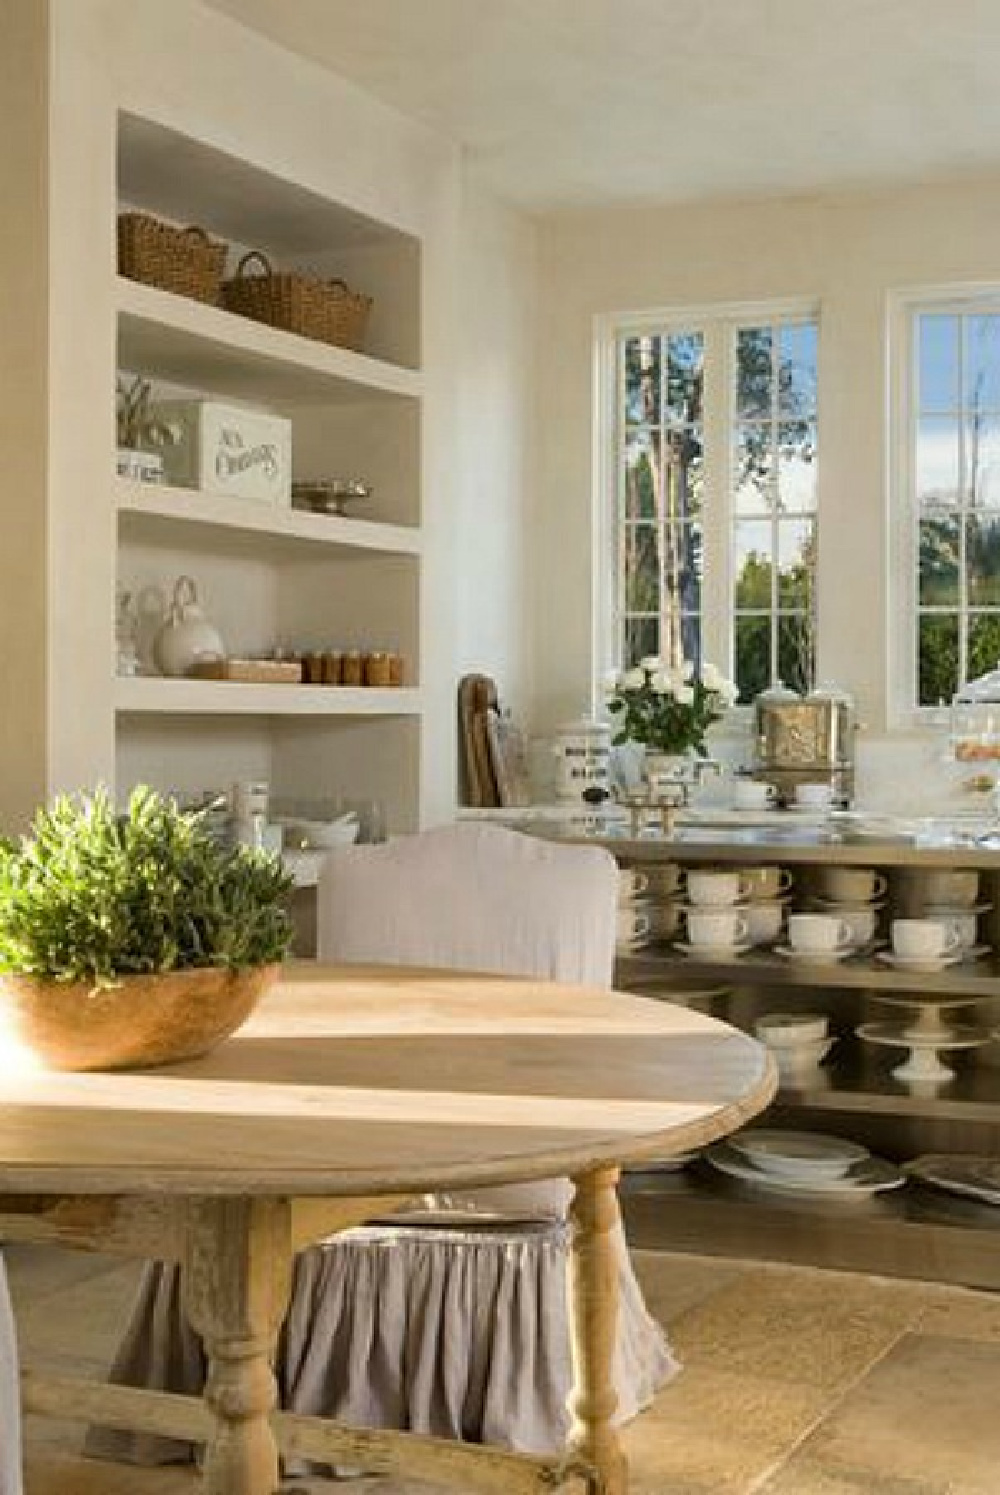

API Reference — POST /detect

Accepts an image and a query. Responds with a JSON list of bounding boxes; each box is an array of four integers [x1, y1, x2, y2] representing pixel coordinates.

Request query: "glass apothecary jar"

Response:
[[951, 662, 1000, 763]]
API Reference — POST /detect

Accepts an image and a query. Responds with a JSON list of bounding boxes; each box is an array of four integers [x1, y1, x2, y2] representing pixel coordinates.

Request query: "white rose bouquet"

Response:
[[605, 657, 738, 757]]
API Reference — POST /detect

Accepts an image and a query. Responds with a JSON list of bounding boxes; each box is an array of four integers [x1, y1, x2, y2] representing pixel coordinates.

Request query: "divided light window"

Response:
[[914, 305, 1000, 704], [614, 311, 818, 702]]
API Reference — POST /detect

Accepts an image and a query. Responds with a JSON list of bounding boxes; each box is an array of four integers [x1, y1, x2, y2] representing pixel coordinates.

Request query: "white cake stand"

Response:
[[857, 996, 992, 1085]]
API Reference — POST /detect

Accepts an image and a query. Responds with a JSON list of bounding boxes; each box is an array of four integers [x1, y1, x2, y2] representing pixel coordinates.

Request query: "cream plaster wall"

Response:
[[12, 0, 539, 828], [533, 177, 1000, 805]]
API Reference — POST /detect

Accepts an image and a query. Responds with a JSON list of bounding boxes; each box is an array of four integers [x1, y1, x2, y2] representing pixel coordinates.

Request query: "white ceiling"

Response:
[[207, 0, 1000, 213]]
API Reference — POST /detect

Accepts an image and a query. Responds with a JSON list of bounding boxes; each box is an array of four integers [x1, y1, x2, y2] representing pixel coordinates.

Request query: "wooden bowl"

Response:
[[0, 964, 279, 1072]]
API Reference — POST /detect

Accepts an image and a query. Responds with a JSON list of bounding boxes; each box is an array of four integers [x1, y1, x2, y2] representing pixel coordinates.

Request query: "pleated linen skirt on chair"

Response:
[[0, 1253, 23, 1495], [87, 825, 680, 1470], [87, 1218, 677, 1471]]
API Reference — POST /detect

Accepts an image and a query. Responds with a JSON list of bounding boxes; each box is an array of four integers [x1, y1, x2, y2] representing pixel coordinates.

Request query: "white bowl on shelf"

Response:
[[276, 813, 360, 850], [754, 1011, 829, 1045]]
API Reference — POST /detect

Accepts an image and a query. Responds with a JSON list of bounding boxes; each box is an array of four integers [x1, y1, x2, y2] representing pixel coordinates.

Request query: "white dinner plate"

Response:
[[673, 939, 753, 960], [730, 1127, 868, 1180], [704, 1142, 905, 1196]]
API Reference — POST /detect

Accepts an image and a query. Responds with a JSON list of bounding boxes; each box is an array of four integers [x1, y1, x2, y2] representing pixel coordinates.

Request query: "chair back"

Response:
[[317, 821, 618, 987]]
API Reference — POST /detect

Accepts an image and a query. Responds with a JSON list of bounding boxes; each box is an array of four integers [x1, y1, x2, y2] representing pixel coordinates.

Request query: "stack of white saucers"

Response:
[[704, 1127, 904, 1197], [754, 1011, 836, 1080]]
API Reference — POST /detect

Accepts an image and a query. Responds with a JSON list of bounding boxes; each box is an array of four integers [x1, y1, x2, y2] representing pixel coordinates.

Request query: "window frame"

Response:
[[592, 297, 820, 713], [887, 283, 1000, 728]]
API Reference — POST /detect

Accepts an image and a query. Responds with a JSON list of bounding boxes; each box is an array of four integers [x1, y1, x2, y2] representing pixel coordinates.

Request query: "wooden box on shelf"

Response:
[[188, 658, 302, 685]]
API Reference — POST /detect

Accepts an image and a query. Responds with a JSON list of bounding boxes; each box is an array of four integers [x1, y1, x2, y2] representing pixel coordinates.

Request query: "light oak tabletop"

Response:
[[0, 964, 775, 1197]]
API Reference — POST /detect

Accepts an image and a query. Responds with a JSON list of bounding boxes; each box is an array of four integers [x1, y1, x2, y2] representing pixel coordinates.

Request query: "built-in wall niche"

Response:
[[115, 716, 274, 805], [117, 112, 422, 372], [117, 536, 420, 683], [271, 716, 421, 836]]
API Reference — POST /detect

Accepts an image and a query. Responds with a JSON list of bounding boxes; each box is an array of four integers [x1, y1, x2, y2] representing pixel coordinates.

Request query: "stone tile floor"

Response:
[[7, 1242, 1000, 1493]]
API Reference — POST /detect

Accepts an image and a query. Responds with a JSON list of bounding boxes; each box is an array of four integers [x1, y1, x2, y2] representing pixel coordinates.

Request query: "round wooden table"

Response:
[[0, 965, 776, 1495]]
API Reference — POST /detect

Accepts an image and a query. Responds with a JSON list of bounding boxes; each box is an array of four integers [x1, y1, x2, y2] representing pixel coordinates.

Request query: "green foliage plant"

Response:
[[0, 786, 294, 987], [605, 657, 738, 757]]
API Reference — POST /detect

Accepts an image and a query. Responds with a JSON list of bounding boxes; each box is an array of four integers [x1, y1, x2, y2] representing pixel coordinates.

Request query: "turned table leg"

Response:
[[182, 1197, 292, 1495], [567, 1166, 627, 1495]]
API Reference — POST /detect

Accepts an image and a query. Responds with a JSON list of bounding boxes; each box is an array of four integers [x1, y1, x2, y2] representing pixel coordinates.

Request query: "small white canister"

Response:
[[551, 718, 612, 802]]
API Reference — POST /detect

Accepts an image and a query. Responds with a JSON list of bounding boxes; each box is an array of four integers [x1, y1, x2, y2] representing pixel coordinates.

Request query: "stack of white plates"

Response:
[[704, 1127, 904, 1197]]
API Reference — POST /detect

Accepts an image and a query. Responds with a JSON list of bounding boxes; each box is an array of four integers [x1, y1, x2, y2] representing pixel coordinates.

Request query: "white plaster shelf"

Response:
[[115, 479, 422, 560], [114, 678, 422, 717], [116, 277, 422, 406]]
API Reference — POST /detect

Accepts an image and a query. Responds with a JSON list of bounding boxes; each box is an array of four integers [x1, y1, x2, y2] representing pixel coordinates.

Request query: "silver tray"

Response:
[[905, 1154, 1000, 1206]]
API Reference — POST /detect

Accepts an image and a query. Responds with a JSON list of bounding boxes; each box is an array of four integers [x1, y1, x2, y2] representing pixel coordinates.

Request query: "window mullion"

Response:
[[701, 320, 730, 672]]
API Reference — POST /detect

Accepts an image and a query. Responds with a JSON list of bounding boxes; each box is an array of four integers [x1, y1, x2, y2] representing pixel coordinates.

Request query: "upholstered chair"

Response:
[[0, 1253, 23, 1495], [90, 823, 677, 1466]]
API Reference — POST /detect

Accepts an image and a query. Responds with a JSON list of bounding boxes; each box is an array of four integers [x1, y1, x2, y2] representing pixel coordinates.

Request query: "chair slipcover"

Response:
[[0, 1253, 23, 1495], [89, 823, 677, 1466]]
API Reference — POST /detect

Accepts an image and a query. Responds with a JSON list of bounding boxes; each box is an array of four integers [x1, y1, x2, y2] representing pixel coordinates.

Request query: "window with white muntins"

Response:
[[598, 302, 819, 704], [902, 300, 1000, 708]]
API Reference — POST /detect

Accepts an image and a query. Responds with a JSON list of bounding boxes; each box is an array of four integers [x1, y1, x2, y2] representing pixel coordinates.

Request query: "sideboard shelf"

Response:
[[622, 1168, 1000, 1290], [618, 945, 1000, 997]]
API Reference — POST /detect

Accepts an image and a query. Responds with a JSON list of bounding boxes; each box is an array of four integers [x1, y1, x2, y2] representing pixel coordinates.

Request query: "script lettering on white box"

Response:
[[154, 399, 292, 505]]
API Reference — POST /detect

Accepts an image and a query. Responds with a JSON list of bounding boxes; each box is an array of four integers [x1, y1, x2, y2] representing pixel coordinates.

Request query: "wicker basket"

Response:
[[222, 250, 373, 352], [117, 212, 227, 305]]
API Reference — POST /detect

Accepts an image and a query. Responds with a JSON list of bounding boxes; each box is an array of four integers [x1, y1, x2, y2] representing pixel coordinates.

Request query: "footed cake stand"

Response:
[[857, 995, 993, 1086]]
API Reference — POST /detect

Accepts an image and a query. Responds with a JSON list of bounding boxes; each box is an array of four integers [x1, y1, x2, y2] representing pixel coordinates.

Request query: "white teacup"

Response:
[[815, 866, 888, 904], [686, 908, 750, 948], [617, 867, 650, 901], [732, 780, 776, 810], [924, 907, 978, 948], [642, 863, 684, 898], [827, 904, 877, 947], [793, 782, 835, 809], [685, 869, 752, 906], [616, 907, 651, 944], [744, 901, 784, 946], [917, 870, 981, 908], [891, 918, 962, 961], [740, 865, 794, 901], [787, 912, 854, 954]]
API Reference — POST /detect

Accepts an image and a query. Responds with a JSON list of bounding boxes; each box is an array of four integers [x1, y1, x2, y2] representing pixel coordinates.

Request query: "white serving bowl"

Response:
[[277, 814, 360, 850], [754, 1011, 829, 1045]]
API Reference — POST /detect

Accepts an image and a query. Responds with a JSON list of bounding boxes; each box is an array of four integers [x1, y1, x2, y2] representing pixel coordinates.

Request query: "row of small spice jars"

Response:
[[293, 648, 404, 687]]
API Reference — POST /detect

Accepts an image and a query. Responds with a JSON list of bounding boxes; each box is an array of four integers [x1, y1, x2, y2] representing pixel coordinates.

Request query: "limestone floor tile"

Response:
[[4, 1245, 121, 1303], [13, 1261, 142, 1373], [910, 1283, 1000, 1344], [666, 1266, 927, 1393], [618, 1363, 833, 1495], [630, 1248, 752, 1327], [795, 1333, 1000, 1493], [756, 1455, 951, 1495]]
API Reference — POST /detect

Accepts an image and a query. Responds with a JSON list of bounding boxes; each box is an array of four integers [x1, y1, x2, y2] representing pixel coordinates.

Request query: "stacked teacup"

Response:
[[676, 868, 754, 959], [739, 863, 793, 949], [809, 865, 888, 953], [885, 917, 964, 972], [616, 866, 653, 956], [616, 863, 685, 954], [910, 869, 985, 957]]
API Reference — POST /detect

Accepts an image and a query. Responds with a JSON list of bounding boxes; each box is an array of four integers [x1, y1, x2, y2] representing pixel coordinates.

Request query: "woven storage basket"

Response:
[[222, 250, 373, 352], [117, 212, 227, 305]]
